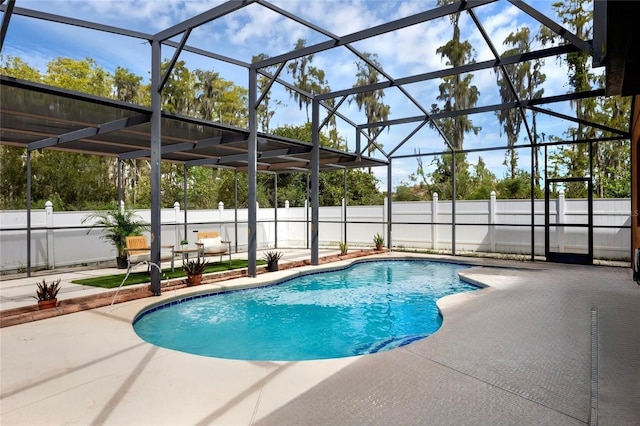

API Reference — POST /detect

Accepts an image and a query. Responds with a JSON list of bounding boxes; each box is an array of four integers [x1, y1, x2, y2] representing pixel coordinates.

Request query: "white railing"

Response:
[[0, 194, 632, 272]]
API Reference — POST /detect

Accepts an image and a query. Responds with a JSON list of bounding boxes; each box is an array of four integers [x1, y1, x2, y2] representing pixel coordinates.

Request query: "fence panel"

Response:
[[0, 197, 632, 272]]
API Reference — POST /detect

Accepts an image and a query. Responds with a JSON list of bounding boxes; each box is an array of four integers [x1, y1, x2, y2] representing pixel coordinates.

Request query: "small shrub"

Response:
[[263, 251, 283, 263], [34, 279, 61, 301], [339, 242, 348, 254], [182, 258, 209, 275]]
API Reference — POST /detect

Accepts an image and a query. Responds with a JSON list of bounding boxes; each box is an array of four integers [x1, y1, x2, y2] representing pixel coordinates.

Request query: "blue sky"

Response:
[[2, 0, 597, 190]]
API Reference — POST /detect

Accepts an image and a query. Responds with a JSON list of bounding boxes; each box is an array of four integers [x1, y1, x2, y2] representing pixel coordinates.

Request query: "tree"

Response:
[[408, 149, 429, 187], [543, 0, 594, 197], [38, 57, 116, 209], [424, 0, 480, 200], [428, 153, 472, 200], [352, 52, 391, 171], [45, 57, 112, 97], [467, 156, 497, 200], [284, 39, 332, 123], [496, 28, 545, 182], [393, 185, 424, 202], [113, 66, 143, 104], [271, 123, 382, 206], [0, 57, 40, 209], [496, 170, 537, 199], [0, 146, 27, 209], [590, 76, 631, 198], [114, 66, 147, 206], [539, 0, 628, 199], [161, 60, 194, 115], [253, 53, 285, 133], [193, 68, 248, 126], [433, 0, 480, 151], [214, 169, 272, 208], [0, 55, 42, 82], [1, 56, 119, 209]]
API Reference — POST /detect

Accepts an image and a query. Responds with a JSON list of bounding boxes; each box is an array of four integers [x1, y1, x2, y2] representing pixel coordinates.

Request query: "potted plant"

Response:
[[180, 239, 189, 249], [373, 233, 384, 250], [83, 208, 149, 269], [263, 250, 283, 272], [183, 258, 209, 286], [33, 278, 61, 310], [339, 241, 348, 255]]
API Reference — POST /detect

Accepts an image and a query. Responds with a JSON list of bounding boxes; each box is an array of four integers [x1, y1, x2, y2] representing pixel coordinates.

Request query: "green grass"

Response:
[[72, 259, 265, 289]]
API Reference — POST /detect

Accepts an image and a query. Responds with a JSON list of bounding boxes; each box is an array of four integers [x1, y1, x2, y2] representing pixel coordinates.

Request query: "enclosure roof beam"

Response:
[[1, 5, 250, 69], [255, 0, 437, 143], [119, 142, 196, 160], [468, 8, 535, 146], [116, 133, 251, 160], [2, 5, 152, 39], [256, 0, 339, 40], [387, 120, 430, 157], [28, 114, 150, 151], [276, 155, 310, 163], [255, 61, 287, 109], [356, 89, 606, 131], [357, 125, 388, 158], [218, 145, 313, 164], [256, 68, 361, 131], [507, 0, 592, 54], [259, 146, 311, 158], [390, 135, 626, 160], [317, 44, 578, 101], [185, 158, 221, 167], [0, 0, 16, 51], [526, 106, 629, 137], [261, 0, 439, 147], [153, 0, 256, 42], [320, 95, 348, 130], [159, 28, 192, 93], [358, 115, 430, 129], [254, 0, 497, 69]]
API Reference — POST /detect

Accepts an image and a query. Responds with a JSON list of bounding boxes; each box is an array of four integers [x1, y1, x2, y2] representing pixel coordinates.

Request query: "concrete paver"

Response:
[[1, 253, 638, 425]]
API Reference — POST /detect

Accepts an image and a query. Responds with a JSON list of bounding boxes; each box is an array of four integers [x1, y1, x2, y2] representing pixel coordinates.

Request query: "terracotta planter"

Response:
[[187, 274, 202, 286], [37, 299, 57, 310], [267, 261, 279, 272], [375, 245, 383, 251]]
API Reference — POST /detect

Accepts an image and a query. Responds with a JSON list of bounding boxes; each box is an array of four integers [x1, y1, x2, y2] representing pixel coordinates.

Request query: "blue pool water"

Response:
[[133, 260, 477, 361]]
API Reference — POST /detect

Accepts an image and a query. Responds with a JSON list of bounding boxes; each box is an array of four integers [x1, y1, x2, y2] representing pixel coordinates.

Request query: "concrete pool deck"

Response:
[[1, 253, 639, 425]]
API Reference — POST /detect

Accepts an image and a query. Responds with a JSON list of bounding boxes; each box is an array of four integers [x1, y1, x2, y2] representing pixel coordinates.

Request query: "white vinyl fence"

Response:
[[0, 194, 632, 272]]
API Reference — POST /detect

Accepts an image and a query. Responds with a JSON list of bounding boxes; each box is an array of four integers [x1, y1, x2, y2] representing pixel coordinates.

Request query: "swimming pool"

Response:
[[133, 259, 478, 361]]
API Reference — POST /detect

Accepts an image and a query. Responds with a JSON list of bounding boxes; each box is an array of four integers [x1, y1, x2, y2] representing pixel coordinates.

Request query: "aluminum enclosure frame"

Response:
[[0, 0, 635, 291]]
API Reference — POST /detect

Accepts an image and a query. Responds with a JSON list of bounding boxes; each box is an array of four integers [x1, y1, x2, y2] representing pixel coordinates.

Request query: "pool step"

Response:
[[356, 333, 430, 355]]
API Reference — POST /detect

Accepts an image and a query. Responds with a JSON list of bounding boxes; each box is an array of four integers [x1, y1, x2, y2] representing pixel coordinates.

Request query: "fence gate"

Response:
[[545, 178, 593, 265]]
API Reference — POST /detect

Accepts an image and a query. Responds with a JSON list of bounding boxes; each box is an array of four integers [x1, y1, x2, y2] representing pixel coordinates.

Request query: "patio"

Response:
[[0, 0, 638, 422], [1, 252, 638, 425]]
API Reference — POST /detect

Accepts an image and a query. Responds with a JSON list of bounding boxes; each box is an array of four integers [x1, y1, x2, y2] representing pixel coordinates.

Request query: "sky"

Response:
[[2, 0, 599, 191]]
